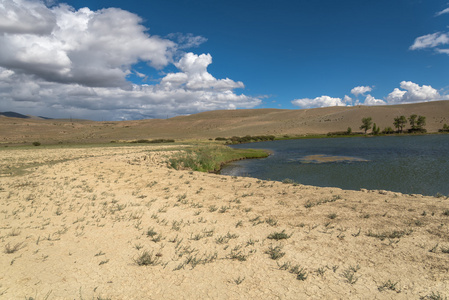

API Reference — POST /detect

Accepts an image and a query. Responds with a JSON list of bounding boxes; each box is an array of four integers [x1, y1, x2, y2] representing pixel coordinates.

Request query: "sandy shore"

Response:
[[1, 144, 448, 299]]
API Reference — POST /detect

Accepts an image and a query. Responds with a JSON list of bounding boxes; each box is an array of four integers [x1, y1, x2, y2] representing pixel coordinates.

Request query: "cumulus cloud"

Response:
[[0, 0, 261, 120], [165, 52, 244, 91], [343, 95, 352, 104], [0, 2, 176, 88], [0, 65, 261, 120], [290, 81, 447, 109], [0, 0, 56, 34], [351, 86, 372, 97], [291, 96, 346, 108], [386, 81, 448, 103], [364, 94, 386, 106]]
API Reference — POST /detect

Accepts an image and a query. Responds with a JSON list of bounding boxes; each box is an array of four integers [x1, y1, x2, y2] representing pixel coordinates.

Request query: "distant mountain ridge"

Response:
[[0, 111, 53, 119], [0, 111, 30, 119]]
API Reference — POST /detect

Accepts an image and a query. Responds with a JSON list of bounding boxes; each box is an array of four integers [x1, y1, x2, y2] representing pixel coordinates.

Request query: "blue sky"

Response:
[[0, 0, 448, 120]]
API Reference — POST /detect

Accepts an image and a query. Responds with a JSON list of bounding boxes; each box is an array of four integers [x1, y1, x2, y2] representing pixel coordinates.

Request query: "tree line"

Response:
[[359, 114, 427, 135]]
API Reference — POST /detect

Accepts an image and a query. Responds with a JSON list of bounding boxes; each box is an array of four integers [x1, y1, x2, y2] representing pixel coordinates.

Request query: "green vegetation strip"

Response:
[[168, 144, 269, 173]]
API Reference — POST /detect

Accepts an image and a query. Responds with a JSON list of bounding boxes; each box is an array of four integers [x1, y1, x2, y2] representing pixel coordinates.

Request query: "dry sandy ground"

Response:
[[1, 145, 448, 299], [2, 100, 449, 145]]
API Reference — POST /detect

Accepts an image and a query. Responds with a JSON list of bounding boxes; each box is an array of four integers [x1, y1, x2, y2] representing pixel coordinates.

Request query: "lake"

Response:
[[220, 135, 449, 196]]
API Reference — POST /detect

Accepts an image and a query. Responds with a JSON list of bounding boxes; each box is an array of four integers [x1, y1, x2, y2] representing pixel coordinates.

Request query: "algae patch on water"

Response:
[[299, 154, 368, 164]]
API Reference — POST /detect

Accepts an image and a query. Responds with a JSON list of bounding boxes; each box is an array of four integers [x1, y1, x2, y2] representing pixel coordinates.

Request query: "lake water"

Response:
[[220, 135, 449, 196]]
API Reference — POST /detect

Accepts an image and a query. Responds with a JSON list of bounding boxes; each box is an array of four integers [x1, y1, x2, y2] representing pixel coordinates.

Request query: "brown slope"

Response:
[[1, 101, 448, 145]]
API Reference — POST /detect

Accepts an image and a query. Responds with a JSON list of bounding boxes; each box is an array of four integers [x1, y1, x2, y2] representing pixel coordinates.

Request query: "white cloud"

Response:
[[410, 6, 449, 55], [410, 32, 449, 50], [0, 53, 261, 120], [0, 2, 177, 88], [166, 33, 208, 49], [386, 81, 448, 104], [343, 95, 352, 104], [166, 52, 244, 91], [289, 81, 448, 110], [0, 1, 261, 120], [0, 0, 56, 34], [436, 7, 449, 16], [364, 94, 386, 106], [436, 48, 449, 54], [291, 96, 345, 108], [351, 86, 372, 97]]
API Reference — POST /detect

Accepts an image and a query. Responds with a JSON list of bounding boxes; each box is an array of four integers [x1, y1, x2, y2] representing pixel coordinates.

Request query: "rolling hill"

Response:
[[1, 101, 448, 145]]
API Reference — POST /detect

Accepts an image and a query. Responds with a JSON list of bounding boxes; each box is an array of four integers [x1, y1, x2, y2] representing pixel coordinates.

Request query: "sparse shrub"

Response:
[[134, 251, 160, 266], [421, 291, 448, 300], [282, 178, 295, 184], [292, 266, 308, 281], [4, 242, 24, 254], [265, 245, 285, 260], [429, 243, 439, 253], [277, 261, 291, 270], [378, 280, 399, 292], [366, 229, 412, 241], [341, 266, 359, 284], [328, 213, 337, 219], [146, 227, 157, 237], [265, 217, 278, 226], [234, 276, 245, 285], [267, 230, 291, 240], [227, 250, 248, 261]]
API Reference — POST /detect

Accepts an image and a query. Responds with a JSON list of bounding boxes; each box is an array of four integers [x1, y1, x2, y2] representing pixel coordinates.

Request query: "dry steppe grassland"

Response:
[[0, 142, 448, 299]]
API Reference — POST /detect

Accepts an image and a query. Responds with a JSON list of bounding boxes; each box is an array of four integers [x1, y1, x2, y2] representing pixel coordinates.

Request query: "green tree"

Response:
[[382, 127, 394, 134], [408, 114, 418, 130], [360, 117, 372, 134], [346, 127, 352, 135], [372, 123, 380, 135], [393, 116, 407, 133], [416, 115, 426, 130]]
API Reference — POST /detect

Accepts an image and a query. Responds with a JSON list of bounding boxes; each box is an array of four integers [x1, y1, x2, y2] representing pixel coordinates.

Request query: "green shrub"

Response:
[[168, 145, 269, 172], [225, 135, 275, 144], [32, 141, 41, 146], [131, 139, 175, 143], [267, 230, 292, 240], [134, 251, 160, 266]]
